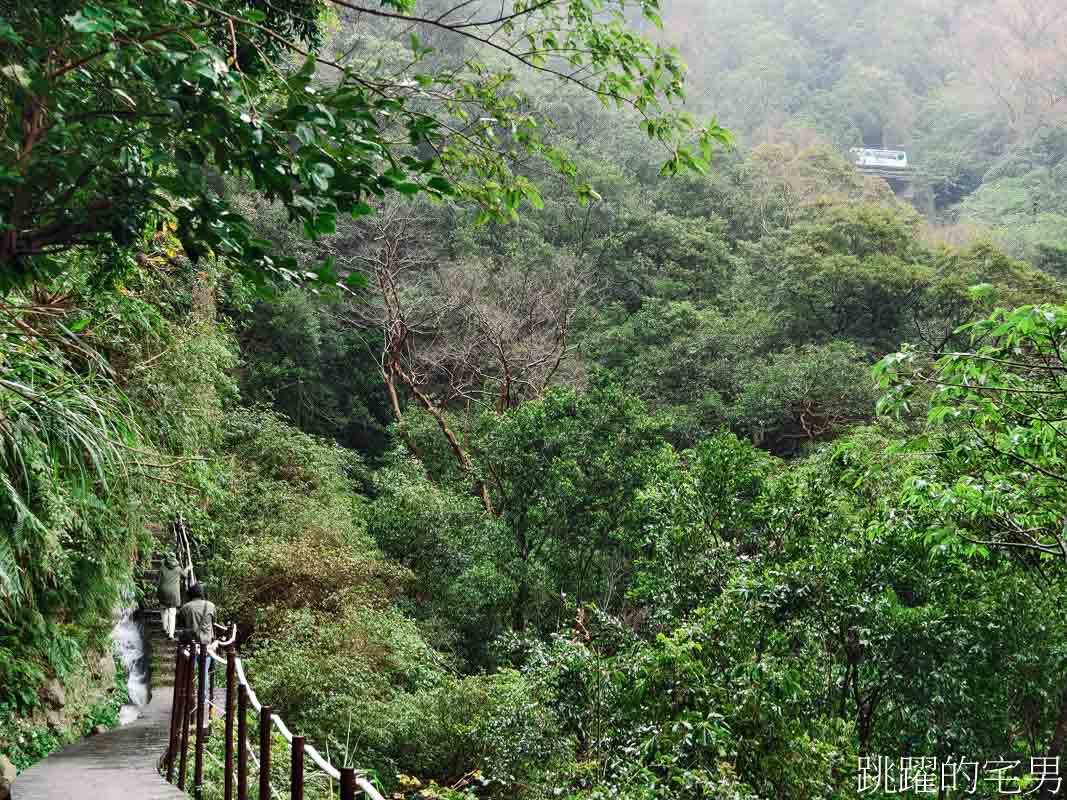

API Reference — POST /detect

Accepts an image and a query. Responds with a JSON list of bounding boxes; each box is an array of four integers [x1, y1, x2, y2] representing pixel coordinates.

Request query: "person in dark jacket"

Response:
[[157, 553, 191, 639], [178, 583, 218, 728], [177, 582, 217, 646]]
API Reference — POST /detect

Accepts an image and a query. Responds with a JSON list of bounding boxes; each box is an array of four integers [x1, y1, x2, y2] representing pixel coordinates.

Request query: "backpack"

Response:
[[177, 599, 216, 645]]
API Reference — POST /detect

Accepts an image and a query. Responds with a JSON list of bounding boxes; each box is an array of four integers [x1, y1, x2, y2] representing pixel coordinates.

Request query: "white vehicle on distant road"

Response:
[[849, 147, 909, 170]]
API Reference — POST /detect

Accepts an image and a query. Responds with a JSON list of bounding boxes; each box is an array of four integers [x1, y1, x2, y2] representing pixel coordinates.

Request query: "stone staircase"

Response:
[[138, 537, 220, 720], [145, 610, 179, 689], [138, 553, 180, 691]]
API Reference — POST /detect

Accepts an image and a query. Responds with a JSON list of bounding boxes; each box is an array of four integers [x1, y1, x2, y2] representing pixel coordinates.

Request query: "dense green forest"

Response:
[[2, 0, 1067, 798]]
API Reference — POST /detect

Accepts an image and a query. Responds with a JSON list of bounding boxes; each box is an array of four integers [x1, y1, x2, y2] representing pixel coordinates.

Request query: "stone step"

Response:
[[136, 601, 181, 691]]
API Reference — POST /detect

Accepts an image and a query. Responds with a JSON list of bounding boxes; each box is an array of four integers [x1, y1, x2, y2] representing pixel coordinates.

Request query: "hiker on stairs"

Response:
[[177, 583, 220, 729], [157, 553, 192, 640]]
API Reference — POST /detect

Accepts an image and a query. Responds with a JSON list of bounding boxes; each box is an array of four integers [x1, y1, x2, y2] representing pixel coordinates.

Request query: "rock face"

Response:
[[45, 709, 65, 733], [91, 650, 117, 685], [0, 754, 17, 800], [40, 678, 66, 709]]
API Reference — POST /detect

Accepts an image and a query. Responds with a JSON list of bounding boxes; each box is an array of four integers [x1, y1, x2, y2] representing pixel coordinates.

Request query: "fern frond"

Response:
[[0, 534, 21, 609]]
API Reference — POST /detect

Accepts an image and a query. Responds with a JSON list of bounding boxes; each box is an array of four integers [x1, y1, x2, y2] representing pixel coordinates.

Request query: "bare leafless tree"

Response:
[[424, 257, 592, 411], [951, 0, 1067, 135], [334, 199, 592, 511], [334, 203, 442, 427]]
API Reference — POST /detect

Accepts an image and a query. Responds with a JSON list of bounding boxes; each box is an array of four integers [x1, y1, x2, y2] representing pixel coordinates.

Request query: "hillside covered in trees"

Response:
[[663, 0, 1067, 264], [2, 0, 1067, 798]]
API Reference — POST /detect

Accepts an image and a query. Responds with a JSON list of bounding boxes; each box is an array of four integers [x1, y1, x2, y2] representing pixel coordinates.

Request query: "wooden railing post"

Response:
[[291, 736, 305, 800], [210, 648, 217, 721], [179, 646, 195, 790], [340, 767, 356, 800], [259, 705, 273, 800], [237, 684, 249, 800], [163, 631, 382, 800], [166, 646, 188, 784], [225, 645, 236, 800], [194, 644, 208, 797]]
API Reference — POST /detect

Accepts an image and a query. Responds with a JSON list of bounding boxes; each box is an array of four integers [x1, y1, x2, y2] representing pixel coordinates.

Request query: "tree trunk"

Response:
[[383, 365, 421, 460], [392, 359, 493, 514]]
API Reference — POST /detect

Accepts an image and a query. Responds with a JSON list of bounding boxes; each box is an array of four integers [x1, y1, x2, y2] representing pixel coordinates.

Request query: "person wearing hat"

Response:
[[157, 553, 192, 639]]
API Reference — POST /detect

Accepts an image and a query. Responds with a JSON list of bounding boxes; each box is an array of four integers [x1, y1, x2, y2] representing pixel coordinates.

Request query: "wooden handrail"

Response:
[[163, 533, 383, 800], [233, 649, 383, 798]]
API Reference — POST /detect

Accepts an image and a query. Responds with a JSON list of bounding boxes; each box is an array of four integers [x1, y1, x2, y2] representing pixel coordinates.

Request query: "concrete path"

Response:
[[12, 688, 186, 800]]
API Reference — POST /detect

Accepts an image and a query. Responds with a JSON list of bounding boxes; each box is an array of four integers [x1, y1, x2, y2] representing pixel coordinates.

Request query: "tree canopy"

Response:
[[0, 0, 726, 290]]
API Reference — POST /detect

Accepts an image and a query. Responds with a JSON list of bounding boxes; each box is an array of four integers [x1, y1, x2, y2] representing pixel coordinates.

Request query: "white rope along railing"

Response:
[[208, 646, 386, 800]]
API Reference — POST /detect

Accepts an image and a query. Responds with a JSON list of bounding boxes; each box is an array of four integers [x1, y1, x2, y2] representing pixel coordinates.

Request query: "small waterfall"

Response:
[[111, 605, 150, 725]]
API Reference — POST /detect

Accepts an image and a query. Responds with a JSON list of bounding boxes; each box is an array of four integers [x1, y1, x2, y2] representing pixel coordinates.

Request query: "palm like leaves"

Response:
[[0, 314, 139, 621]]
